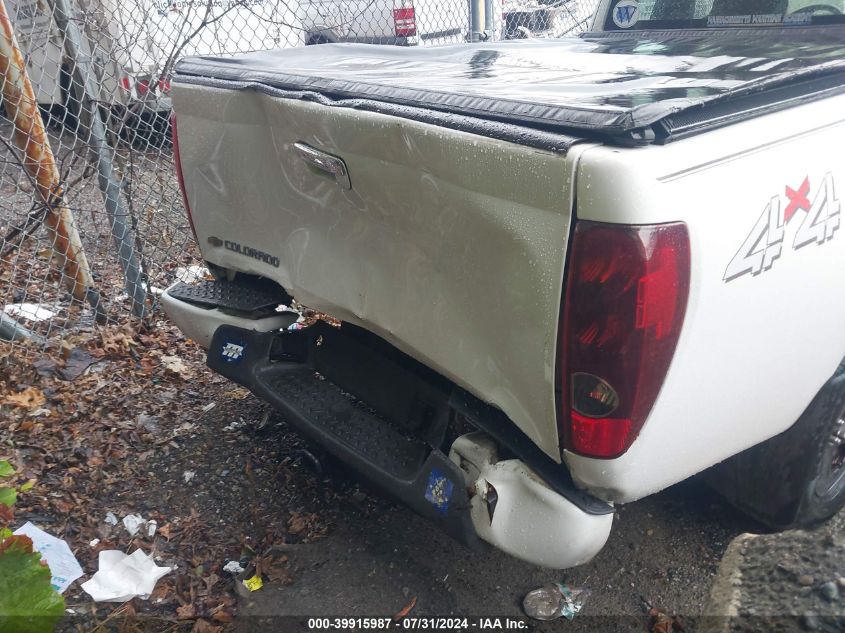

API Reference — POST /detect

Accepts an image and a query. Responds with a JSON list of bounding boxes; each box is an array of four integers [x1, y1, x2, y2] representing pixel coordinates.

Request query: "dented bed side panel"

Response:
[[172, 83, 580, 461]]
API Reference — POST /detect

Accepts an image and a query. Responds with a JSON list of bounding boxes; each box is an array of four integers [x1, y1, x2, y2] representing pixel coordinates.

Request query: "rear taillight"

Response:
[[560, 221, 690, 459], [393, 1, 416, 37], [171, 114, 198, 244], [136, 78, 151, 96]]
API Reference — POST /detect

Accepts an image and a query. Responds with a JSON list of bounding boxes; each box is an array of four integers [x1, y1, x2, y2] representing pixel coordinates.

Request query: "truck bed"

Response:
[[170, 28, 845, 465], [174, 27, 845, 143]]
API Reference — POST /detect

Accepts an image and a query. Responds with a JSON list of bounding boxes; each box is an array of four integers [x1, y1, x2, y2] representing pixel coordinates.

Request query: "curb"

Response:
[[698, 533, 758, 633], [699, 511, 845, 632]]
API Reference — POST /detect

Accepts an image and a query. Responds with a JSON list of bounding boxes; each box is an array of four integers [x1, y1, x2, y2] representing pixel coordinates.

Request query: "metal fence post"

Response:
[[469, 0, 486, 40], [484, 0, 494, 40], [50, 0, 148, 319], [0, 0, 102, 318]]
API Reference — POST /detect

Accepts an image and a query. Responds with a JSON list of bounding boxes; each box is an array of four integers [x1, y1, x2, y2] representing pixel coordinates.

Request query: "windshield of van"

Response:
[[602, 0, 845, 30]]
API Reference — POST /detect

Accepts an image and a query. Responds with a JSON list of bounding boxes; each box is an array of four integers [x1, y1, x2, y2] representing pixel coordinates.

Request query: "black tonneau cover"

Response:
[[174, 27, 845, 143]]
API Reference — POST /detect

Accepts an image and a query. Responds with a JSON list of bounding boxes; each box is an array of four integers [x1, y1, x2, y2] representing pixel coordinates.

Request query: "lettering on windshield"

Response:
[[706, 12, 813, 26]]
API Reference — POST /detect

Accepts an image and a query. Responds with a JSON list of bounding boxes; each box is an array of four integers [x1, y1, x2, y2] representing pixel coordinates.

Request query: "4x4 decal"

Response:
[[724, 173, 840, 282]]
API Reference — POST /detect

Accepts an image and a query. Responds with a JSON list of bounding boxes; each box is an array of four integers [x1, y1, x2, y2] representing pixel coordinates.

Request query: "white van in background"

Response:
[[5, 0, 304, 141]]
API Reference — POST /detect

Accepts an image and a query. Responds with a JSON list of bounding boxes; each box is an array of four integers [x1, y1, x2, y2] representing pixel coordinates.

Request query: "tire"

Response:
[[706, 357, 845, 530]]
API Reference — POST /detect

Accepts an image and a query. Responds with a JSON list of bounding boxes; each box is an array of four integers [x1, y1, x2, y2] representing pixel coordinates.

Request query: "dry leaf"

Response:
[[211, 608, 233, 623], [393, 596, 417, 621], [3, 387, 46, 409], [191, 620, 222, 633], [176, 603, 197, 620], [226, 388, 251, 400]]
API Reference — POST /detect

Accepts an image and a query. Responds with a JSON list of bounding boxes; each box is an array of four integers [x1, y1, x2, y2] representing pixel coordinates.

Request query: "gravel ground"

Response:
[[2, 321, 765, 633], [144, 393, 760, 632], [0, 315, 762, 633], [703, 511, 845, 633]]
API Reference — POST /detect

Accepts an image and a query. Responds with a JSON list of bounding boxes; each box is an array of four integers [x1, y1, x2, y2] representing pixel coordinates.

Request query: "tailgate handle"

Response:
[[294, 142, 351, 190]]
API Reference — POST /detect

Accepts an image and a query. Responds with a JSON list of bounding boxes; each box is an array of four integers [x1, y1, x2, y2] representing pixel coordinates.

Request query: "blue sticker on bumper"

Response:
[[220, 340, 246, 363], [424, 468, 454, 515]]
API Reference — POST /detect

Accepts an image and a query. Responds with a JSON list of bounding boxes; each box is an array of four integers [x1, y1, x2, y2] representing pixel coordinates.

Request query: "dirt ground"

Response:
[[701, 510, 845, 633], [176, 398, 759, 632], [0, 320, 761, 632]]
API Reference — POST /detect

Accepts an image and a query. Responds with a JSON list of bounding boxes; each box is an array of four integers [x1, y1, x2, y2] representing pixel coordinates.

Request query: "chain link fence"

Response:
[[0, 0, 596, 355]]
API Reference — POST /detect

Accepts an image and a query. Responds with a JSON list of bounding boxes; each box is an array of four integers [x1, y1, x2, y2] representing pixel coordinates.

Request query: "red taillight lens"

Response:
[[561, 221, 690, 459], [171, 114, 198, 244], [393, 6, 417, 36], [136, 78, 150, 96], [158, 76, 171, 93]]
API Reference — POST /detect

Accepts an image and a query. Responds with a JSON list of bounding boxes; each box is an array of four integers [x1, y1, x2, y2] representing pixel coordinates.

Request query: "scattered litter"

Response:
[[104, 512, 118, 526], [223, 561, 245, 574], [0, 311, 46, 343], [161, 355, 190, 376], [81, 549, 173, 602], [202, 402, 216, 413], [3, 303, 57, 322], [523, 583, 589, 621], [174, 265, 209, 285], [115, 286, 164, 302], [183, 470, 196, 484], [13, 522, 84, 594], [242, 574, 263, 592], [173, 421, 197, 435], [223, 418, 248, 432], [147, 520, 158, 538], [122, 514, 146, 536], [90, 538, 100, 547]]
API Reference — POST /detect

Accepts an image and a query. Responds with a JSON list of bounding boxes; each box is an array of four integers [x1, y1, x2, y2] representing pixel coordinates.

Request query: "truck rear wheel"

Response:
[[707, 358, 845, 530]]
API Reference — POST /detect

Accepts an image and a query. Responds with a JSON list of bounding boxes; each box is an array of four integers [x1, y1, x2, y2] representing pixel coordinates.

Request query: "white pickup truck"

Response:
[[162, 0, 845, 569]]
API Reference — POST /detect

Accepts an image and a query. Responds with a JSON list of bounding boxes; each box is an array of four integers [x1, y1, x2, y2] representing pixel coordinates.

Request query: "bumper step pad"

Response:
[[167, 278, 289, 313]]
